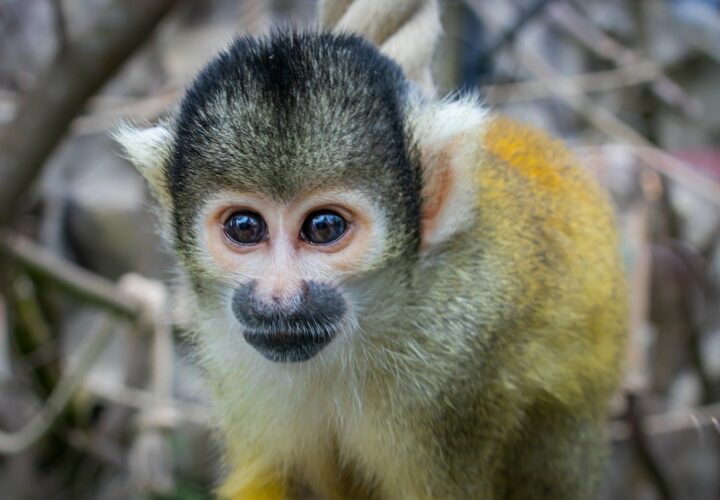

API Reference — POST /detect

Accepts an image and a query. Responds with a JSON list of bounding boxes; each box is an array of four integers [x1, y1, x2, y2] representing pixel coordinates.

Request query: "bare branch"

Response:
[[517, 52, 720, 204], [0, 0, 181, 226], [476, 0, 554, 64], [577, 145, 720, 206], [483, 62, 661, 104], [0, 87, 181, 136], [627, 393, 677, 500], [0, 233, 142, 319], [0, 314, 114, 454], [547, 2, 704, 120], [48, 0, 69, 54]]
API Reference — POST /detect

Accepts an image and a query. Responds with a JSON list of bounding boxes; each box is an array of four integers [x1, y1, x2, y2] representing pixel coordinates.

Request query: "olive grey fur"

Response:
[[170, 31, 423, 270], [114, 27, 626, 500]]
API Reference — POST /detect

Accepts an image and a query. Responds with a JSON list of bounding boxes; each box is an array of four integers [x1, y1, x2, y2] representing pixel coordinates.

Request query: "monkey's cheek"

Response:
[[241, 330, 337, 363]]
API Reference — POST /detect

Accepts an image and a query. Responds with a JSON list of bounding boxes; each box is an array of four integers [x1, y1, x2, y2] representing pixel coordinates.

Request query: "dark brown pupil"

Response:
[[224, 211, 266, 245], [302, 211, 347, 244]]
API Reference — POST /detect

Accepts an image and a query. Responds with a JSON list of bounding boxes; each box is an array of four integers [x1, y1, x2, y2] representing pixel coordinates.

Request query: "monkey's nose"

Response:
[[231, 280, 347, 362]]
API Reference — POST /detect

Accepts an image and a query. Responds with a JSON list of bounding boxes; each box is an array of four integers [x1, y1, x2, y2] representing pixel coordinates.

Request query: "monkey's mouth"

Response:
[[242, 328, 338, 363]]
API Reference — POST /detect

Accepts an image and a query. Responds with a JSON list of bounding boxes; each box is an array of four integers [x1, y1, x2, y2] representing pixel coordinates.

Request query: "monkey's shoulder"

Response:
[[473, 115, 626, 403], [479, 115, 596, 195], [475, 114, 614, 230]]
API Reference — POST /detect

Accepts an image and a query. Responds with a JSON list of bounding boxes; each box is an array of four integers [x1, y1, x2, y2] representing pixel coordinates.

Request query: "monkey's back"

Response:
[[473, 115, 627, 407], [435, 115, 627, 497], [215, 115, 627, 500]]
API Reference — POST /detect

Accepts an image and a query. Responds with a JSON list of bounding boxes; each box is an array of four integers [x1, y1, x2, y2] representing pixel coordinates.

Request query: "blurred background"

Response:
[[0, 0, 719, 498]]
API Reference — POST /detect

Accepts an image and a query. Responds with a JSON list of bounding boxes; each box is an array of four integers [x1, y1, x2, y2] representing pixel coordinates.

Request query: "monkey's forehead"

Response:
[[182, 31, 405, 112], [176, 31, 408, 132], [167, 31, 421, 203]]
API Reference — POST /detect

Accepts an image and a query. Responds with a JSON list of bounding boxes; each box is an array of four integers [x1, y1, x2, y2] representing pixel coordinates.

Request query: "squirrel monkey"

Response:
[[116, 32, 627, 499]]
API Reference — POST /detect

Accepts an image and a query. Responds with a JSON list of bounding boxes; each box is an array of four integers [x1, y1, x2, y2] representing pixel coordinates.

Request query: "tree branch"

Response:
[[48, 0, 69, 54], [483, 61, 661, 104], [0, 314, 114, 454], [627, 393, 677, 500], [548, 1, 703, 120], [0, 233, 141, 319], [477, 0, 554, 64], [0, 0, 181, 226], [517, 52, 720, 205]]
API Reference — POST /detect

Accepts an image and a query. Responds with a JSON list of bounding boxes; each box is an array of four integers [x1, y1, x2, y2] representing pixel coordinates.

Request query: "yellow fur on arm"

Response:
[[217, 461, 287, 500], [479, 114, 628, 406]]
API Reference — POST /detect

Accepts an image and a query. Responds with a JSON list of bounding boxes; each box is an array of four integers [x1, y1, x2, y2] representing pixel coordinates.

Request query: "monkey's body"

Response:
[[116, 32, 626, 500], [216, 116, 625, 500]]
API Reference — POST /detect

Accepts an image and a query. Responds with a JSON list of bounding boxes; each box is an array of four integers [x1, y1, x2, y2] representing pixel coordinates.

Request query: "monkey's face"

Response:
[[155, 33, 425, 364], [115, 32, 485, 367], [196, 188, 389, 363]]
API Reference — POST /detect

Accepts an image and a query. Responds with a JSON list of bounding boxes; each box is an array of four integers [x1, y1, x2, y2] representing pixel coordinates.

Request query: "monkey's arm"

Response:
[[370, 114, 627, 499], [474, 115, 626, 498], [217, 461, 287, 500], [477, 114, 625, 404]]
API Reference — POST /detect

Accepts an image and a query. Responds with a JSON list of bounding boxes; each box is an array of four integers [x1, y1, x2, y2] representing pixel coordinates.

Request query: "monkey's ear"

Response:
[[412, 99, 487, 250], [113, 123, 174, 209]]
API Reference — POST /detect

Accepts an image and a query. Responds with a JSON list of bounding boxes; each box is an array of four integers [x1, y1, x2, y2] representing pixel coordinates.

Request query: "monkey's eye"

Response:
[[301, 211, 348, 245], [223, 211, 267, 245]]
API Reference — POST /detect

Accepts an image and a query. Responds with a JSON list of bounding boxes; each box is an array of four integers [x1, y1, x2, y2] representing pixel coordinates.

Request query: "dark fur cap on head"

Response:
[[172, 31, 422, 253], [115, 30, 485, 262]]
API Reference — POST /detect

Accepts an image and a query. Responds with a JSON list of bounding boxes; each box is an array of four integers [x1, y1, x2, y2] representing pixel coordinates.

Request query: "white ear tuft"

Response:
[[113, 123, 174, 208], [412, 96, 487, 146], [411, 96, 488, 250]]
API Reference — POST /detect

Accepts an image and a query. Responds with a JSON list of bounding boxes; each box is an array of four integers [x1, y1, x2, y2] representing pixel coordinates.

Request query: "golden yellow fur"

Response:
[[111, 26, 627, 499], [479, 116, 625, 404], [217, 115, 627, 499]]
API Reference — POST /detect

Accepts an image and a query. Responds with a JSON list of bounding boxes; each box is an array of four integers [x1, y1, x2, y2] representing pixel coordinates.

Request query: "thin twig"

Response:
[[84, 377, 209, 427], [576, 145, 720, 205], [0, 233, 141, 319], [518, 50, 653, 145], [483, 61, 661, 104], [623, 196, 653, 393], [71, 88, 180, 136], [0, 87, 181, 136], [627, 393, 676, 500], [657, 238, 720, 404], [548, 1, 703, 120], [119, 275, 177, 429], [517, 52, 720, 204], [0, 314, 114, 454], [124, 275, 176, 494], [634, 148, 720, 204], [152, 301, 174, 418], [0, 0, 180, 226], [48, 0, 69, 54], [611, 401, 720, 441], [475, 0, 555, 65]]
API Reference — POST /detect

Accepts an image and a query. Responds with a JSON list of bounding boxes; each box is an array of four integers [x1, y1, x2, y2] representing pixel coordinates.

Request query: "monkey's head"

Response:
[[116, 32, 484, 365]]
